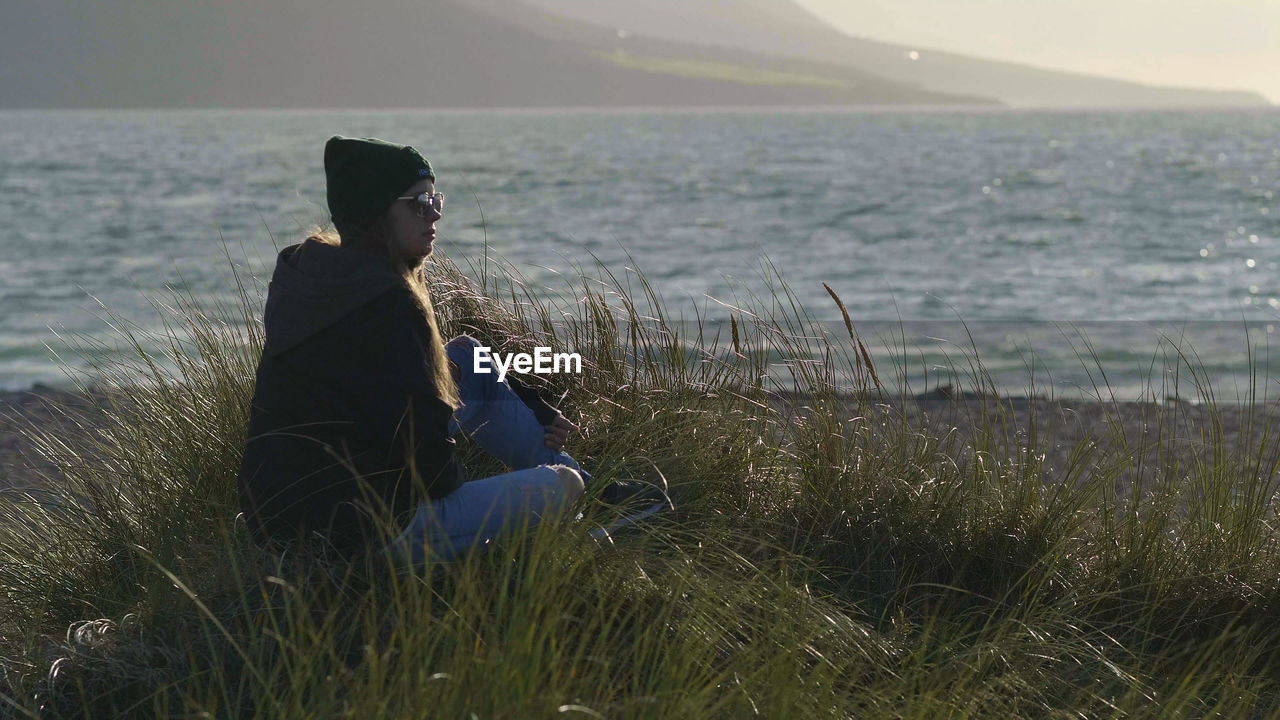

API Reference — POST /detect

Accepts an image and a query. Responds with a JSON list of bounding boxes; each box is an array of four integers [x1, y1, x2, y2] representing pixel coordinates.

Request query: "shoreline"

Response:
[[774, 386, 1280, 501], [5, 383, 1279, 496], [0, 384, 114, 493]]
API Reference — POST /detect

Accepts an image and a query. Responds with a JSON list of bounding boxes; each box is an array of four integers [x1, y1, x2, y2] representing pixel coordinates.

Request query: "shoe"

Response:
[[587, 479, 673, 540]]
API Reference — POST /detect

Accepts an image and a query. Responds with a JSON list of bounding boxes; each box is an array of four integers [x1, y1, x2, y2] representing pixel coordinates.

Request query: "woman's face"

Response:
[[386, 178, 440, 265]]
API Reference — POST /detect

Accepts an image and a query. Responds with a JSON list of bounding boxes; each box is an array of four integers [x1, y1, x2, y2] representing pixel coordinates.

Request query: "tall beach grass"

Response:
[[1, 243, 1280, 717]]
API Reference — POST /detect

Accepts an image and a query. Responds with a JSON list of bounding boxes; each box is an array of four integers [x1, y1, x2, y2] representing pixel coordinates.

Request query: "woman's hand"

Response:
[[544, 413, 578, 451]]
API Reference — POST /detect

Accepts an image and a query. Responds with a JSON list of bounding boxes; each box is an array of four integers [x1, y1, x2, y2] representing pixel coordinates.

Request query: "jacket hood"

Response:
[[261, 237, 403, 359]]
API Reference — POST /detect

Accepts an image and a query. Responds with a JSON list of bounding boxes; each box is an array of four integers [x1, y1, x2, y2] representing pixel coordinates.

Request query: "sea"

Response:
[[2, 107, 1278, 401]]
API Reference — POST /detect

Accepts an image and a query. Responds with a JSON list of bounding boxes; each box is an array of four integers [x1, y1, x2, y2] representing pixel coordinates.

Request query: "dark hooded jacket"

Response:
[[237, 237, 560, 553]]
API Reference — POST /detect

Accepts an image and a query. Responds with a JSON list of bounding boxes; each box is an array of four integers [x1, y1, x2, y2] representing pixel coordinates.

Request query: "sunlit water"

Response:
[[2, 108, 1278, 400]]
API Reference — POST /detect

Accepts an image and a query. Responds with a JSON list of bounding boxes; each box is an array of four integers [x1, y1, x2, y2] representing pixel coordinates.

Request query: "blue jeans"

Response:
[[378, 335, 591, 568]]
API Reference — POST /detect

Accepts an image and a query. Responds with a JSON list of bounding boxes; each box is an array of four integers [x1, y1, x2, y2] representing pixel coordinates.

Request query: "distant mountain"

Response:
[[522, 0, 1271, 109], [0, 0, 992, 109]]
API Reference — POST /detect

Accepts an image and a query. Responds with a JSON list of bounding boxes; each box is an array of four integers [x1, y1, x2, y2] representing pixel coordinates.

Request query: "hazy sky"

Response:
[[794, 0, 1280, 103]]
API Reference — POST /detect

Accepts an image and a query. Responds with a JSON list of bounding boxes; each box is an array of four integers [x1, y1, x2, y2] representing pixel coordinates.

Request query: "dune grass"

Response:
[[2, 245, 1280, 718]]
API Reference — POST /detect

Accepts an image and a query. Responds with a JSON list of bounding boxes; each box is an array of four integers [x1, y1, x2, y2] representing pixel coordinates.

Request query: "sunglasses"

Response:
[[396, 191, 445, 218]]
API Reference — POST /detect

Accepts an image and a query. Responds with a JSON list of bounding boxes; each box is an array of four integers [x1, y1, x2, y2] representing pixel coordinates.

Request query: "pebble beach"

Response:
[[6, 384, 1280, 501]]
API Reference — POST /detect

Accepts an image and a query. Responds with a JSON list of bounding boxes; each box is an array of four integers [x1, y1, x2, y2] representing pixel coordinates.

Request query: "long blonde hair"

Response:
[[306, 222, 461, 410]]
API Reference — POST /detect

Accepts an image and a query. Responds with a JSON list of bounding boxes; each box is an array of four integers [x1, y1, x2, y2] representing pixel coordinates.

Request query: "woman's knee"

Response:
[[446, 335, 481, 352], [549, 464, 584, 503], [445, 335, 485, 376]]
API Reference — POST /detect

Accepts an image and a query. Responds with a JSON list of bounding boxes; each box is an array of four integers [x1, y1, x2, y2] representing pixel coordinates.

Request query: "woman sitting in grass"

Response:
[[236, 136, 666, 568]]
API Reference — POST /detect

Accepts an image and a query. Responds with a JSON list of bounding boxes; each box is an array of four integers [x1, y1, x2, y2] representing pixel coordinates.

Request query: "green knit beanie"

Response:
[[324, 135, 435, 229]]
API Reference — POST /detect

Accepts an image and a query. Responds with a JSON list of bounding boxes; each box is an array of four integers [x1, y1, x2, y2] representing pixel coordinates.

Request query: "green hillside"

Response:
[[0, 0, 993, 109], [524, 0, 1271, 108]]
